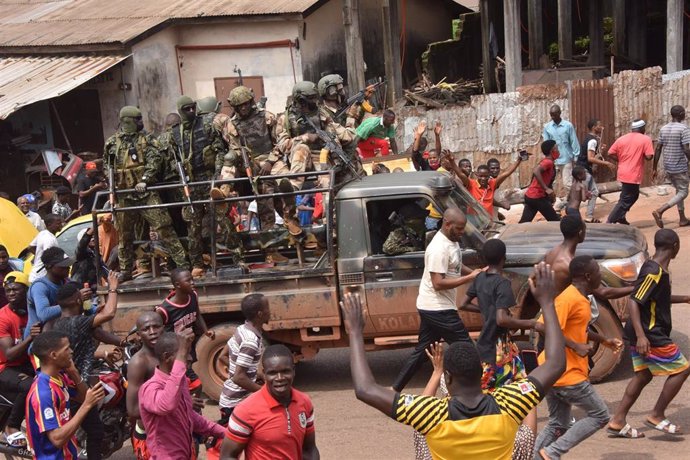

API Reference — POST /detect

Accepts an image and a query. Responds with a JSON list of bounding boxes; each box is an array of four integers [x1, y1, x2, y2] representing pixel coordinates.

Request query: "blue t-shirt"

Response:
[[297, 194, 314, 226], [26, 372, 78, 460], [26, 277, 64, 340]]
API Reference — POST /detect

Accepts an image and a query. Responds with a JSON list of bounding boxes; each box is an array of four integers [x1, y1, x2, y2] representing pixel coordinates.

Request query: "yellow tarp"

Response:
[[0, 197, 38, 257]]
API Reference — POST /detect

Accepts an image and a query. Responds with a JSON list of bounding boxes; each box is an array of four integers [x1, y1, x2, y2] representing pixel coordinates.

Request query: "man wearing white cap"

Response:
[[606, 120, 654, 224]]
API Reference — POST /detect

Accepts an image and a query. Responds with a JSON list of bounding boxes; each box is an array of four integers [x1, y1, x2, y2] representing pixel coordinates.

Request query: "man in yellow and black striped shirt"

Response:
[[341, 262, 566, 460]]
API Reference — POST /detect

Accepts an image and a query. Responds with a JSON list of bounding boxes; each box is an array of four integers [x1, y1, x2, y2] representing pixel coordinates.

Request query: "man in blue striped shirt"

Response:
[[543, 105, 580, 211]]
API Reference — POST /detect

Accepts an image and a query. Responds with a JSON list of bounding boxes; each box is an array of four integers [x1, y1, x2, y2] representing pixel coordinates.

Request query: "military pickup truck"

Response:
[[97, 171, 646, 400]]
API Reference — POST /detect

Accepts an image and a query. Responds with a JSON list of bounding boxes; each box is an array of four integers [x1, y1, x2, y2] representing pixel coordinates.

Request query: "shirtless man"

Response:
[[543, 216, 634, 299], [126, 311, 164, 460]]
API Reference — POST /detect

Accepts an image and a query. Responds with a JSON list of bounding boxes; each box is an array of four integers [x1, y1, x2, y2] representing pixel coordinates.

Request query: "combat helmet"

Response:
[[227, 86, 254, 107], [119, 106, 141, 119], [196, 96, 220, 114], [292, 81, 318, 99], [317, 74, 344, 97]]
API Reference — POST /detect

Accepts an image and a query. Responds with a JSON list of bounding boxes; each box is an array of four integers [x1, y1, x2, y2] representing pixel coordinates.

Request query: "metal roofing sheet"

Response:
[[0, 53, 129, 119], [0, 0, 319, 47]]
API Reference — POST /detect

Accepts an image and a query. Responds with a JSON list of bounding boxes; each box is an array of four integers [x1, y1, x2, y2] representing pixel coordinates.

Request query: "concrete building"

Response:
[[0, 0, 470, 198]]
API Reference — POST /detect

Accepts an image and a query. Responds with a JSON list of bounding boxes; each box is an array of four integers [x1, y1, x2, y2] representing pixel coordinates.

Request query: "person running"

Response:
[[218, 294, 271, 425], [25, 331, 105, 459], [391, 208, 481, 392], [519, 140, 560, 223], [156, 268, 214, 393], [126, 311, 165, 460], [606, 119, 654, 225], [533, 256, 623, 460], [221, 344, 320, 459], [652, 105, 690, 228], [139, 330, 225, 459], [575, 119, 615, 223], [607, 229, 690, 437], [342, 259, 566, 460], [0, 272, 40, 448], [564, 166, 589, 219]]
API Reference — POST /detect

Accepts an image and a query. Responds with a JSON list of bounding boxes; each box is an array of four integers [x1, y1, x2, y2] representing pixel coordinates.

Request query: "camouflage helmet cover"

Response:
[[227, 86, 254, 107], [317, 74, 344, 96], [176, 95, 195, 111], [119, 105, 141, 119], [292, 81, 318, 99], [196, 96, 220, 114]]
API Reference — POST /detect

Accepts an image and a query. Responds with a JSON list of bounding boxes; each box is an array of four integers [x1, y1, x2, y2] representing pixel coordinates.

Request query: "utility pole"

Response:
[[343, 0, 366, 91]]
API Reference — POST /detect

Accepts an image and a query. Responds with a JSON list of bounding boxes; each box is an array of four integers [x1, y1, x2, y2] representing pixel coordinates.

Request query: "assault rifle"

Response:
[[239, 136, 259, 195], [334, 78, 386, 121], [174, 145, 195, 213], [300, 115, 361, 179]]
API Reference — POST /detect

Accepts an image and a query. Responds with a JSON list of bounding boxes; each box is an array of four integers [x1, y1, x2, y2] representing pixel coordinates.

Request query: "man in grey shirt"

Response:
[[652, 105, 690, 228]]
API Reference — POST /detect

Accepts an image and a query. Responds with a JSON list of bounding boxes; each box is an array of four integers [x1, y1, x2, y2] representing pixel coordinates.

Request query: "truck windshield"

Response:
[[438, 183, 493, 231]]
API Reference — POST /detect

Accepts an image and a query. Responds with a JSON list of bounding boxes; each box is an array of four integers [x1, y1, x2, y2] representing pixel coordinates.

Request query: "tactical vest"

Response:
[[231, 110, 274, 156], [108, 132, 148, 189], [286, 108, 325, 151], [171, 116, 212, 174]]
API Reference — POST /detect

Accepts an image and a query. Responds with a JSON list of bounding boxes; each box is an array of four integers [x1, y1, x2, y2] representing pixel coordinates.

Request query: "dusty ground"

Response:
[[111, 186, 690, 460]]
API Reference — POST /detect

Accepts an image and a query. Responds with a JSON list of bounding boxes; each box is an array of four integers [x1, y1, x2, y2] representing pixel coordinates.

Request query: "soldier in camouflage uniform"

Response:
[[382, 226, 423, 255], [318, 74, 356, 129], [218, 86, 294, 233], [104, 106, 189, 280], [275, 81, 362, 195], [168, 96, 230, 276]]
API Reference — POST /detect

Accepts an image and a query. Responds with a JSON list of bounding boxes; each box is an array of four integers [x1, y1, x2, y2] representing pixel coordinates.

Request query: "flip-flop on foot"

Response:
[[652, 210, 664, 228], [606, 424, 645, 439], [645, 418, 682, 435]]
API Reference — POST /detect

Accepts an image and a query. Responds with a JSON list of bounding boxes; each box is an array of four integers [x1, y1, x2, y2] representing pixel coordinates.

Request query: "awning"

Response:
[[0, 54, 130, 119]]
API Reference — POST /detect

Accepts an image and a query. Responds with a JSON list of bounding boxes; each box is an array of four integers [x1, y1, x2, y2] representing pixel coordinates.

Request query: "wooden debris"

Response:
[[404, 76, 483, 108]]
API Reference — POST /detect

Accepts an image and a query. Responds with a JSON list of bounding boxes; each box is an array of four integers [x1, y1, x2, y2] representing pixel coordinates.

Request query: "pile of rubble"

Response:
[[404, 76, 483, 108]]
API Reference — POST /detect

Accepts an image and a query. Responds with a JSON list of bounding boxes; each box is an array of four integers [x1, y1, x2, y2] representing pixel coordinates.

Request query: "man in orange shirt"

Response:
[[97, 214, 118, 269], [534, 256, 623, 460], [443, 151, 524, 217]]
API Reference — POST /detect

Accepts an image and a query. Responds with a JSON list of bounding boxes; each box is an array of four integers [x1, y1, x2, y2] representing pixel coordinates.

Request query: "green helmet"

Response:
[[119, 106, 141, 119], [317, 74, 344, 96], [176, 95, 195, 111], [292, 81, 318, 99], [196, 96, 219, 114], [227, 86, 254, 107]]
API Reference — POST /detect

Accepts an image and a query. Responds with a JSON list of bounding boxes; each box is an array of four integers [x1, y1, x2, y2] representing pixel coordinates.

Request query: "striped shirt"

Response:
[[219, 322, 263, 409], [392, 377, 543, 460], [658, 121, 690, 173]]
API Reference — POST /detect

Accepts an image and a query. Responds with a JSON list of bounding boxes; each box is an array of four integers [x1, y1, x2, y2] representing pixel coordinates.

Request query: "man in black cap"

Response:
[[51, 186, 80, 223]]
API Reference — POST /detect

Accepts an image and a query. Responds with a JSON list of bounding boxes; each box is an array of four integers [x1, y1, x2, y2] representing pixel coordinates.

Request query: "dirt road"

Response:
[[114, 187, 690, 459]]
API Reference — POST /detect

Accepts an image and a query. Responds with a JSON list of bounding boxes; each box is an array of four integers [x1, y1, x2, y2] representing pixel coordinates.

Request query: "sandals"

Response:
[[584, 218, 601, 223], [3, 431, 27, 447], [606, 423, 645, 439], [645, 418, 682, 435]]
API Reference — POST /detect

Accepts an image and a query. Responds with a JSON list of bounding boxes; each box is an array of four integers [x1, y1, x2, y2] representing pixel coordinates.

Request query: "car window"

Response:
[[437, 183, 492, 231], [56, 221, 90, 258], [365, 196, 429, 256]]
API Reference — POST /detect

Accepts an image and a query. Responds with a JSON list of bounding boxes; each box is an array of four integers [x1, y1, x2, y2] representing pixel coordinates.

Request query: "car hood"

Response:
[[496, 222, 647, 267]]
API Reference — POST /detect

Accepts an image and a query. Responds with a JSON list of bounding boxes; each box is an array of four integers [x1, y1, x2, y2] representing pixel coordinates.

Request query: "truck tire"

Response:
[[589, 305, 624, 383], [194, 323, 239, 402]]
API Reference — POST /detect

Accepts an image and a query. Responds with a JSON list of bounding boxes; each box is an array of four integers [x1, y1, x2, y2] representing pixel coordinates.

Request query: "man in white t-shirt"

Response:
[[576, 119, 615, 222], [392, 208, 481, 391], [28, 214, 63, 282], [17, 195, 46, 231]]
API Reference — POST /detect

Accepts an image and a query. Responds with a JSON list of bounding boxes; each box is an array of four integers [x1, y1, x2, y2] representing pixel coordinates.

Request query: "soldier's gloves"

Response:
[[259, 161, 273, 176], [134, 182, 147, 193]]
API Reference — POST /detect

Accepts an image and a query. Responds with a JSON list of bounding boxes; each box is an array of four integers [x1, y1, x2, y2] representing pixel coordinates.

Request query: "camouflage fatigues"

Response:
[[220, 108, 291, 230], [383, 227, 422, 255], [104, 130, 188, 272], [275, 104, 360, 191], [169, 113, 232, 268]]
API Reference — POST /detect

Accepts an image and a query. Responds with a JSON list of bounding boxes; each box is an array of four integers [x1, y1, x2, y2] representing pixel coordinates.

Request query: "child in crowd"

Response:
[[156, 268, 214, 394], [565, 166, 590, 219]]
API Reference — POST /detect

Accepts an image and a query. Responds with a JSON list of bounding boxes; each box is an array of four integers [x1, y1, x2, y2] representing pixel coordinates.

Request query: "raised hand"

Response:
[[415, 120, 427, 137], [529, 262, 556, 309], [341, 292, 366, 335], [434, 121, 442, 136], [84, 382, 105, 409], [425, 342, 444, 374]]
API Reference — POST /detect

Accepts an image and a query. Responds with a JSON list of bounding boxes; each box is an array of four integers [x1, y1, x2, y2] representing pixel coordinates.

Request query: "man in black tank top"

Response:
[[156, 268, 215, 393], [576, 119, 615, 222]]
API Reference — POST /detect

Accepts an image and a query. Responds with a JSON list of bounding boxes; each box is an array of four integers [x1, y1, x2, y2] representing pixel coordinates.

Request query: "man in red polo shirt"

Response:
[[220, 344, 319, 460], [443, 151, 524, 217]]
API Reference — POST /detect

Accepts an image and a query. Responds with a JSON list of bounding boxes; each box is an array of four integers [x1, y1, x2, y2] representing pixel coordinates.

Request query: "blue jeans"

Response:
[[584, 172, 599, 219], [533, 380, 610, 459]]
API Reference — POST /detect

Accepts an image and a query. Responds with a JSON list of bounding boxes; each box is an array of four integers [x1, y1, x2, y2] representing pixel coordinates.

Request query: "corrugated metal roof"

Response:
[[0, 54, 129, 119], [0, 0, 320, 47]]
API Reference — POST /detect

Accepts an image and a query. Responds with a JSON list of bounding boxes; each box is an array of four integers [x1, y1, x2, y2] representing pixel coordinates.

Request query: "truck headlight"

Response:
[[600, 252, 646, 282]]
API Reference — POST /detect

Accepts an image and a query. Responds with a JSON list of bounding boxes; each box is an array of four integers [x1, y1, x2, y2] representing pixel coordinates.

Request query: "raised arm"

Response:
[[92, 271, 120, 328], [441, 150, 469, 186], [421, 342, 444, 397], [494, 157, 523, 189], [433, 121, 442, 154], [523, 262, 566, 392], [342, 292, 397, 414]]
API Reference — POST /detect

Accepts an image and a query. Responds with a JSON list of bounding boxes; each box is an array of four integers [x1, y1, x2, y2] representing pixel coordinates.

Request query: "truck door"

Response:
[[361, 195, 481, 335]]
